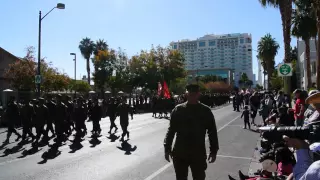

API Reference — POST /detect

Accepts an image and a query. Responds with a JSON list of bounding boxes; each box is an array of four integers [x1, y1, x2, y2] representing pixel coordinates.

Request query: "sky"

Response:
[[0, 0, 296, 81]]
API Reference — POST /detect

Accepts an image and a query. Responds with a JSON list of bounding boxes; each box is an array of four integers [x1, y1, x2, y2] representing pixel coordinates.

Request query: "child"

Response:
[[275, 147, 295, 176], [241, 106, 250, 129]]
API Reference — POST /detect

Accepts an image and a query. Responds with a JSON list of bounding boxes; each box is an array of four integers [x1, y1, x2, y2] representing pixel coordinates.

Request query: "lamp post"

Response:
[[70, 53, 76, 97], [37, 3, 65, 97]]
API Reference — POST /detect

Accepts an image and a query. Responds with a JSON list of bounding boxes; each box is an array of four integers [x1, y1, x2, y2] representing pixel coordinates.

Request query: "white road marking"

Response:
[[142, 114, 241, 180], [217, 155, 252, 160], [143, 163, 173, 180]]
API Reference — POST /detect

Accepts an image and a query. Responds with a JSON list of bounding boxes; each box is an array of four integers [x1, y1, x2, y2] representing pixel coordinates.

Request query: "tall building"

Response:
[[297, 39, 317, 89], [257, 59, 263, 86], [170, 33, 253, 86]]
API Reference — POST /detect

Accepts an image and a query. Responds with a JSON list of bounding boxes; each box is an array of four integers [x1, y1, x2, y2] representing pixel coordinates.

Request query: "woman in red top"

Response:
[[293, 89, 305, 126]]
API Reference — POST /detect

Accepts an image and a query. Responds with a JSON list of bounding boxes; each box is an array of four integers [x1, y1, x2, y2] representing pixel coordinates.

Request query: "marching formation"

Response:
[[3, 94, 134, 151]]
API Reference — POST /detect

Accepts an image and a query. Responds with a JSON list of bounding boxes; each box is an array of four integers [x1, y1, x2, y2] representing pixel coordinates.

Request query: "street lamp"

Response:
[[37, 3, 65, 97], [70, 53, 76, 97]]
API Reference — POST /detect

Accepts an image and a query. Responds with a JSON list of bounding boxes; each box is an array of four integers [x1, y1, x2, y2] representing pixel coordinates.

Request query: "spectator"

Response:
[[293, 89, 305, 126]]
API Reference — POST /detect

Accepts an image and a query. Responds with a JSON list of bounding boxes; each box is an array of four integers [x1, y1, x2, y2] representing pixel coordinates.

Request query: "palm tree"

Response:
[[257, 34, 280, 89], [311, 0, 320, 87], [292, 0, 317, 89], [259, 0, 293, 93], [79, 37, 95, 84], [94, 39, 108, 55]]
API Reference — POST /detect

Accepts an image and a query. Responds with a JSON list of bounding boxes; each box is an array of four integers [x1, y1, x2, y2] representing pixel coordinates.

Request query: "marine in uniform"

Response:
[[117, 97, 133, 141], [164, 84, 219, 180], [4, 96, 22, 143]]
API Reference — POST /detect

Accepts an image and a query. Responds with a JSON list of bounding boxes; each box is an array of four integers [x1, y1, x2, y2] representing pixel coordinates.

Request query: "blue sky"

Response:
[[0, 0, 295, 81]]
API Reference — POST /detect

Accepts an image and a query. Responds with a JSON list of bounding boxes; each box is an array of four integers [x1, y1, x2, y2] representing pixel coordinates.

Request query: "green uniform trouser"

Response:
[[172, 155, 207, 180]]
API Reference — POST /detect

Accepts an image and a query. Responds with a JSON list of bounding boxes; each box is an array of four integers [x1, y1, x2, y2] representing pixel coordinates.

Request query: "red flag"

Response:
[[157, 82, 162, 96], [163, 81, 171, 99]]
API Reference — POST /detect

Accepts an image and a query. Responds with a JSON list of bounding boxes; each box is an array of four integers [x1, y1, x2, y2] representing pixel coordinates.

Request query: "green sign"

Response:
[[35, 75, 42, 84], [278, 63, 292, 76]]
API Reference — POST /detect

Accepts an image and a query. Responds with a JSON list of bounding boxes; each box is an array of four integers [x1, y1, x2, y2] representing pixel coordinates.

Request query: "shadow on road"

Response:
[[117, 140, 137, 155], [69, 136, 84, 153], [0, 142, 25, 157], [38, 143, 62, 164], [18, 146, 42, 159], [107, 133, 120, 142], [89, 134, 101, 148]]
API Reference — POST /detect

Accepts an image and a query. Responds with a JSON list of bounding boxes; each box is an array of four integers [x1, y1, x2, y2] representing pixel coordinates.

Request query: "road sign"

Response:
[[278, 63, 292, 76], [35, 75, 42, 84]]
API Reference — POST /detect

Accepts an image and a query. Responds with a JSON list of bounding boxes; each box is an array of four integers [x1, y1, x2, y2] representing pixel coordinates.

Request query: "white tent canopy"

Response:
[[89, 91, 96, 94], [3, 89, 13, 92]]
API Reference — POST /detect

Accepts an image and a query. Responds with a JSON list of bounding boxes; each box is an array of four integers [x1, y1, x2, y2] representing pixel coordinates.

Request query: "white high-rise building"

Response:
[[170, 33, 253, 86], [257, 60, 263, 86]]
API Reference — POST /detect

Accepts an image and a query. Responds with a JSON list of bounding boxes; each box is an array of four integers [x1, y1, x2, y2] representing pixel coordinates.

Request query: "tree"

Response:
[[292, 0, 317, 88], [259, 0, 293, 93], [94, 39, 108, 55], [238, 73, 249, 88], [169, 78, 187, 94], [40, 60, 71, 92], [246, 80, 254, 88], [92, 49, 116, 95], [128, 45, 186, 90], [79, 37, 95, 84], [4, 46, 71, 93], [310, 0, 320, 88], [70, 80, 91, 94], [255, 84, 264, 90], [4, 46, 36, 91], [258, 34, 280, 89]]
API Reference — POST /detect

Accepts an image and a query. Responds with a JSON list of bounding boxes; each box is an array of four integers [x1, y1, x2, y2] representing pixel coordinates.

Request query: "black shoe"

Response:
[[238, 170, 248, 180], [228, 175, 236, 180]]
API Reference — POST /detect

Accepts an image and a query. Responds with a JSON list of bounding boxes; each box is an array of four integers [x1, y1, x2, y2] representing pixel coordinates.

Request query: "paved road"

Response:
[[0, 105, 260, 180]]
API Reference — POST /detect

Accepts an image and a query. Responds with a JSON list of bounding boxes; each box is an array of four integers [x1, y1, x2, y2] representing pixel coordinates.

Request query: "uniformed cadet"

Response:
[[164, 83, 219, 180], [4, 96, 22, 143], [34, 97, 49, 145], [64, 96, 74, 135], [20, 98, 35, 142], [108, 98, 118, 133], [117, 97, 133, 141], [55, 94, 67, 144], [74, 97, 87, 137], [90, 98, 102, 135], [46, 95, 56, 138]]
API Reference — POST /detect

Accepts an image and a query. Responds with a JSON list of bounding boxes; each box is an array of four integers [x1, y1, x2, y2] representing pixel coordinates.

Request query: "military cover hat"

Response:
[[186, 79, 200, 93]]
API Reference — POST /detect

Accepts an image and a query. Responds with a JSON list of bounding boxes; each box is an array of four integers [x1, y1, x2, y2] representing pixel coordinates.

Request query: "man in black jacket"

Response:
[[164, 84, 219, 180]]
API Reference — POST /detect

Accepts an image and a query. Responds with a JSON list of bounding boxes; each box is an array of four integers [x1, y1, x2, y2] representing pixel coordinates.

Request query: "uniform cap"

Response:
[[186, 84, 200, 93], [306, 92, 320, 104]]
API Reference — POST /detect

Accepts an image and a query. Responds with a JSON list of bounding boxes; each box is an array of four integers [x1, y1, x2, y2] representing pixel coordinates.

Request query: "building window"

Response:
[[240, 39, 244, 44], [199, 41, 206, 47], [209, 41, 215, 46], [173, 44, 177, 49], [246, 38, 252, 43]]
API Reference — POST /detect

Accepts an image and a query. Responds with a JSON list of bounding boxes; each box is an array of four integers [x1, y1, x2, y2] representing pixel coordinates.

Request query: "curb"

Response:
[[248, 138, 262, 176]]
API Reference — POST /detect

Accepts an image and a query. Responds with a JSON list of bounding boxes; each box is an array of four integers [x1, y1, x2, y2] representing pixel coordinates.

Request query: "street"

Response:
[[0, 105, 260, 180]]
